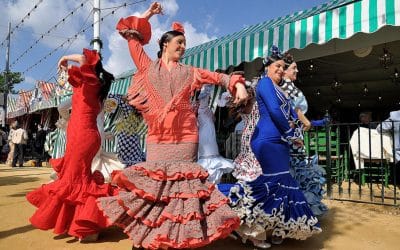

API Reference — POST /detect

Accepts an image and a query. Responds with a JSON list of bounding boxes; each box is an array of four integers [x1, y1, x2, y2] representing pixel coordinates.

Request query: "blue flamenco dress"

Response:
[[280, 78, 328, 217], [219, 76, 321, 240]]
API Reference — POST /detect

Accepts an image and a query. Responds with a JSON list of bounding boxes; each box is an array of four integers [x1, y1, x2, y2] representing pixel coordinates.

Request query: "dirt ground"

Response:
[[1, 165, 400, 250]]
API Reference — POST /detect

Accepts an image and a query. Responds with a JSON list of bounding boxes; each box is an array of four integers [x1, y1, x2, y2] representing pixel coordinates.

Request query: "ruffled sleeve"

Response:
[[116, 16, 151, 45], [191, 68, 245, 96], [116, 16, 152, 71], [67, 48, 100, 88], [292, 92, 308, 114]]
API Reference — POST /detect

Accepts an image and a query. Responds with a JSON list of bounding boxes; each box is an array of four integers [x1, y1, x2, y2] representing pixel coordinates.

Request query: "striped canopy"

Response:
[[6, 95, 25, 119], [181, 0, 400, 71]]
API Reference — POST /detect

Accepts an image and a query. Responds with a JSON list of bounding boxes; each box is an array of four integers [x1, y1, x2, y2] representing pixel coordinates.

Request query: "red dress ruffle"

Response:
[[26, 49, 116, 238], [98, 160, 240, 249], [98, 143, 240, 249]]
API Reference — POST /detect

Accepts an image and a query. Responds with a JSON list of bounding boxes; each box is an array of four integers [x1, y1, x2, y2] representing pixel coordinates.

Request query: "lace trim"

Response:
[[229, 182, 321, 240]]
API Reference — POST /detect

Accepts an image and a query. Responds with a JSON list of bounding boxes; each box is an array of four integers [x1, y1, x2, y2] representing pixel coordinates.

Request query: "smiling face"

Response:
[[164, 35, 186, 62], [266, 59, 285, 84], [284, 62, 298, 81]]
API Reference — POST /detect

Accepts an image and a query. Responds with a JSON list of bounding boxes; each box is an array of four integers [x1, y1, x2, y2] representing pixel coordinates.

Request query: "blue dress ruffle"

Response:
[[218, 76, 321, 240], [289, 149, 328, 217], [218, 171, 321, 240]]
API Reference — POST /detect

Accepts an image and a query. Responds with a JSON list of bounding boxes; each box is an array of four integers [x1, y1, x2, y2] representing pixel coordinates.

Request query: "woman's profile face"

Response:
[[267, 59, 285, 84], [284, 62, 298, 81], [164, 35, 186, 61]]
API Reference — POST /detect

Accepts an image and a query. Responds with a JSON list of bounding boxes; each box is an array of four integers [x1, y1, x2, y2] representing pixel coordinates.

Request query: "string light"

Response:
[[23, 0, 147, 76], [0, 0, 44, 47], [11, 0, 91, 67]]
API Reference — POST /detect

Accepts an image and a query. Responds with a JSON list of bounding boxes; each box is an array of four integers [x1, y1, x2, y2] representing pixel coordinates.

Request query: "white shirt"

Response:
[[11, 128, 28, 144]]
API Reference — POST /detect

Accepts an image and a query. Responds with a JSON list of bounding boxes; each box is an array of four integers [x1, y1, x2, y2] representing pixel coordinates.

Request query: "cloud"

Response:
[[104, 1, 216, 77], [0, 0, 216, 87], [160, 0, 179, 17]]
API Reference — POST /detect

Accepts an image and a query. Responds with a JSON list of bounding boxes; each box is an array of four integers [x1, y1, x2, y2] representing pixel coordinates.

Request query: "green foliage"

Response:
[[0, 71, 24, 94]]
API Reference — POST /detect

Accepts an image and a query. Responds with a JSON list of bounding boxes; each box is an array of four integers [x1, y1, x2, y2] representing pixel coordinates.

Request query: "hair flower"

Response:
[[172, 22, 185, 34]]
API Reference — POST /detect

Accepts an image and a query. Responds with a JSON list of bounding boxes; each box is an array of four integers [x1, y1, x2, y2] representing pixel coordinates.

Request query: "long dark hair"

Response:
[[95, 60, 114, 103], [157, 30, 184, 58]]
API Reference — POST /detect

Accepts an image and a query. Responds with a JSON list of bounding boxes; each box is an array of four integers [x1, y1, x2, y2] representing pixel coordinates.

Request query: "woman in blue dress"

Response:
[[219, 46, 321, 247]]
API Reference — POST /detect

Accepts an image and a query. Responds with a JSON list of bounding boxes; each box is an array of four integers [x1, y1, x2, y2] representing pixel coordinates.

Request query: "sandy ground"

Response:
[[1, 165, 400, 250]]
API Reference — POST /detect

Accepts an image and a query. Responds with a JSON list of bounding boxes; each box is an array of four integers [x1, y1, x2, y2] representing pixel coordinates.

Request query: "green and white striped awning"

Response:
[[109, 69, 135, 95], [181, 0, 400, 70]]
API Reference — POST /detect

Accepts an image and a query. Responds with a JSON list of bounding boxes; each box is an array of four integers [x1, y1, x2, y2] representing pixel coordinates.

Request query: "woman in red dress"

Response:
[[97, 2, 248, 249], [26, 49, 115, 241]]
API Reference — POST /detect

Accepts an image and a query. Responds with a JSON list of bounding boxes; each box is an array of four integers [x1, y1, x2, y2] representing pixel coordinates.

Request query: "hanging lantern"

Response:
[[378, 94, 383, 102], [363, 84, 369, 96], [379, 47, 393, 69], [357, 101, 361, 107], [336, 96, 342, 103], [315, 89, 321, 96], [308, 60, 315, 72], [331, 78, 342, 90], [392, 68, 400, 84]]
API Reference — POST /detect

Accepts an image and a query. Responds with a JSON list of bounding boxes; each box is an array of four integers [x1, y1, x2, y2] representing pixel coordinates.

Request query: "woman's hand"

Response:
[[149, 2, 163, 15], [141, 2, 163, 19], [302, 120, 312, 131], [233, 83, 248, 105], [292, 139, 304, 147], [57, 56, 68, 73], [57, 54, 85, 72]]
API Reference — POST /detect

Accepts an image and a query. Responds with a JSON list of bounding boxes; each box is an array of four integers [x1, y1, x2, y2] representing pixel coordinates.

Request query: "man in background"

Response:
[[11, 122, 28, 168], [376, 110, 400, 164]]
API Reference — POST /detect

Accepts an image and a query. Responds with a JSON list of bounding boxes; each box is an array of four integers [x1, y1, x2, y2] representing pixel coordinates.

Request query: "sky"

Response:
[[0, 0, 331, 92]]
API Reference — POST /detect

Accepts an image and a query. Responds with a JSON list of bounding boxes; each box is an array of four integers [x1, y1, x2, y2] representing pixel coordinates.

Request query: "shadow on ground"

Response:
[[0, 175, 40, 186], [0, 224, 35, 240]]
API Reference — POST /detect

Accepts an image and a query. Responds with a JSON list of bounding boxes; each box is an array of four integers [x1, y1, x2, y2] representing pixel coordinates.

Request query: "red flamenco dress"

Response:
[[26, 49, 115, 239], [97, 16, 241, 249]]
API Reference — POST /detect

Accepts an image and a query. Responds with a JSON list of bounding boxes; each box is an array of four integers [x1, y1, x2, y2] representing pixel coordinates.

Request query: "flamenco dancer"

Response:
[[197, 85, 234, 184], [219, 46, 321, 248], [26, 49, 115, 241], [97, 2, 248, 249]]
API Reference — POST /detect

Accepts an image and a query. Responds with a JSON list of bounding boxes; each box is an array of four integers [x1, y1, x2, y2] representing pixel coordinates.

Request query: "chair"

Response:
[[354, 159, 390, 187], [305, 126, 346, 184], [348, 127, 391, 187]]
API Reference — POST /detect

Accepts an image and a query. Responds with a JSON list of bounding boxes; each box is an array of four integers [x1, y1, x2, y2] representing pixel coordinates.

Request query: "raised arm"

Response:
[[58, 54, 86, 72], [116, 2, 162, 71], [139, 2, 163, 20]]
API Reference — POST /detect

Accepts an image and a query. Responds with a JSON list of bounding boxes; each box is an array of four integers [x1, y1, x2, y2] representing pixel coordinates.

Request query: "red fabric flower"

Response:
[[172, 22, 185, 34]]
